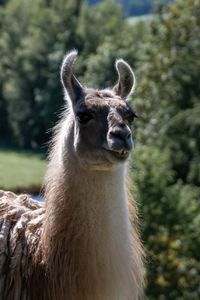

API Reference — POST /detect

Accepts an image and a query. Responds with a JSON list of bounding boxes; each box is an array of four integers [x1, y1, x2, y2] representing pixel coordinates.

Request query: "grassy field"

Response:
[[0, 150, 47, 193]]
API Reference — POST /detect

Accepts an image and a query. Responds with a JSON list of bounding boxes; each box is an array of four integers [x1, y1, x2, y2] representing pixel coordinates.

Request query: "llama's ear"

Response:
[[113, 59, 135, 100], [61, 50, 84, 105]]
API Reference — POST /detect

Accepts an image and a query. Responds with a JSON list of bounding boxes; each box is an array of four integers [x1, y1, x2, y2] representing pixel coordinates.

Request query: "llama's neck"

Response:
[[42, 118, 143, 300]]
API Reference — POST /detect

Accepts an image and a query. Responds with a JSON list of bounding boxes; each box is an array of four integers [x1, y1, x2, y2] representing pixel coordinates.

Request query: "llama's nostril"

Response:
[[127, 132, 131, 139], [110, 128, 131, 140], [110, 131, 120, 138]]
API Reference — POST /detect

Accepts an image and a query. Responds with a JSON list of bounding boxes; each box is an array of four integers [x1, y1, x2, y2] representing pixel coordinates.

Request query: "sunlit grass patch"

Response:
[[0, 150, 47, 192]]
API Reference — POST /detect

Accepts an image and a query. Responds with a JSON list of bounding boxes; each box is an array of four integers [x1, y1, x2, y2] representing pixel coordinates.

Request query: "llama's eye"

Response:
[[76, 112, 94, 125], [127, 112, 137, 125]]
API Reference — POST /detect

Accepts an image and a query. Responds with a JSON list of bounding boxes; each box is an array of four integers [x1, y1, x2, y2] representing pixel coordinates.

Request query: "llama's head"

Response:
[[61, 50, 137, 170]]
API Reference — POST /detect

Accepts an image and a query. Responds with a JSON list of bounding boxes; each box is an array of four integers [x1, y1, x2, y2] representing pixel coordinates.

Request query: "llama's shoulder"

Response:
[[0, 191, 45, 300]]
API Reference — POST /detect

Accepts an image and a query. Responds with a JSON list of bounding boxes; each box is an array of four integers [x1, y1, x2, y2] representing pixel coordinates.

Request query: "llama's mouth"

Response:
[[103, 147, 130, 161], [113, 149, 129, 158]]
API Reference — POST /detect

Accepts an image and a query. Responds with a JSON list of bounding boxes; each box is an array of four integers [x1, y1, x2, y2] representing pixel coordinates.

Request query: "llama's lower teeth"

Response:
[[120, 149, 128, 156]]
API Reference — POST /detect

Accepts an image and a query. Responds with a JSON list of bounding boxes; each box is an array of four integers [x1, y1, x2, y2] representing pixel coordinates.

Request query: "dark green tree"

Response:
[[133, 0, 200, 298], [77, 1, 149, 88], [0, 0, 84, 148]]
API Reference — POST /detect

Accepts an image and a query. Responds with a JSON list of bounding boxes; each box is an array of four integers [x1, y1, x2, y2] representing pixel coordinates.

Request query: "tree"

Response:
[[133, 0, 200, 298], [77, 1, 148, 88], [0, 0, 84, 148]]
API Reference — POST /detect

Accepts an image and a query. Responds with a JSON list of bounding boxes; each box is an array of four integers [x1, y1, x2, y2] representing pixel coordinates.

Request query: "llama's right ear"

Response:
[[61, 50, 84, 105], [113, 59, 135, 100]]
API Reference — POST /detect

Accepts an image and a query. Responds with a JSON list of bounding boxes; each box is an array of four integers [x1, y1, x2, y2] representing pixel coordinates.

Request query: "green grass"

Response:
[[0, 150, 47, 192]]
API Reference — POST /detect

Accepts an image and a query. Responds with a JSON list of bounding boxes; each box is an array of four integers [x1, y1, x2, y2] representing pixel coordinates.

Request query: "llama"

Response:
[[0, 50, 144, 300]]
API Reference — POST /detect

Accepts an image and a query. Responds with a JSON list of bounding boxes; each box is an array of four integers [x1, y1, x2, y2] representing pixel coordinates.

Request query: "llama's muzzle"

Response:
[[103, 126, 133, 159]]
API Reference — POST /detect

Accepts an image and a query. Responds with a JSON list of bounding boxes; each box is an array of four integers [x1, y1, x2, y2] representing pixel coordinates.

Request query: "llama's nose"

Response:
[[108, 125, 133, 152]]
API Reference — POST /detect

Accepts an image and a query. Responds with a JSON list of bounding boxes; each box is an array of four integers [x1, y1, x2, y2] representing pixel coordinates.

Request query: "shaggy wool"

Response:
[[0, 191, 44, 300]]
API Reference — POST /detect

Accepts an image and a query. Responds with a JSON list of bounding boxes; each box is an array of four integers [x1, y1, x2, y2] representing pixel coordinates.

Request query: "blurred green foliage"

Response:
[[0, 0, 199, 298], [132, 0, 200, 298]]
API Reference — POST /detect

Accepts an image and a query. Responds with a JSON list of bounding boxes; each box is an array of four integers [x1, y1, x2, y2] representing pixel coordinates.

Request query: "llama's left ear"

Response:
[[113, 59, 135, 100], [61, 50, 84, 105]]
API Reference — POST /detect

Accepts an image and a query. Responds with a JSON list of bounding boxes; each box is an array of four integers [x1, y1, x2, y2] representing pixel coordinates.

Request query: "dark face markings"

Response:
[[74, 89, 136, 127]]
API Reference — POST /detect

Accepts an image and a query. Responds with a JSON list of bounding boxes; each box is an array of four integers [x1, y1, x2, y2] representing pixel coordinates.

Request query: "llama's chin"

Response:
[[73, 150, 113, 171], [73, 149, 127, 171]]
